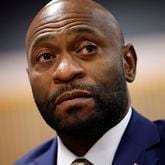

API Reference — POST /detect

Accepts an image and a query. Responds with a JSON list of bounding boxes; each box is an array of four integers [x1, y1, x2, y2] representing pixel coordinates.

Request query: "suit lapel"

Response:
[[34, 138, 58, 165], [112, 110, 160, 165]]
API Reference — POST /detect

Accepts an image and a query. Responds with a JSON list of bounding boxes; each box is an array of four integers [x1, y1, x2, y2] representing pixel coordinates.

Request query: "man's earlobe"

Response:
[[122, 44, 137, 83]]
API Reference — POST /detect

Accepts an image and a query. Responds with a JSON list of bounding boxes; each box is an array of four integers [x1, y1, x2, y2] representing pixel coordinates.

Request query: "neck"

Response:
[[58, 133, 104, 156], [57, 115, 122, 156], [57, 106, 130, 156]]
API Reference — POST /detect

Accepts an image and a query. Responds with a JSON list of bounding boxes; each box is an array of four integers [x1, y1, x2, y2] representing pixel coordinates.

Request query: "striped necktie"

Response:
[[71, 158, 94, 165]]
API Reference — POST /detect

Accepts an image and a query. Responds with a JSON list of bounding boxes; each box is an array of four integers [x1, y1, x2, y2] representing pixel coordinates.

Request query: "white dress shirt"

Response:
[[57, 108, 132, 165]]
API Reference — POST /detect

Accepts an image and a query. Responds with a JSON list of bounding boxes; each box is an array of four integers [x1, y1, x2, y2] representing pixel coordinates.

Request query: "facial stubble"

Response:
[[34, 68, 128, 137]]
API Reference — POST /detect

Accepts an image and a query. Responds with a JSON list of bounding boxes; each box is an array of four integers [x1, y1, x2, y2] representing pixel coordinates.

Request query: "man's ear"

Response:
[[122, 44, 137, 83]]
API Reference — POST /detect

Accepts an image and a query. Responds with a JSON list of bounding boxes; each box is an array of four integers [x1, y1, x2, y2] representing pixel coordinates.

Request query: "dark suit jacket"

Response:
[[14, 110, 165, 165]]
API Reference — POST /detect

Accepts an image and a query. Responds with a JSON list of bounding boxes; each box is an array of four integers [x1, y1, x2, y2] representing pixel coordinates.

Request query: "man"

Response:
[[14, 0, 165, 164]]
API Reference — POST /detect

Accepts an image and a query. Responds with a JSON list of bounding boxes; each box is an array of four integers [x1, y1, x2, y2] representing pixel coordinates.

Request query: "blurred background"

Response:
[[0, 0, 165, 164]]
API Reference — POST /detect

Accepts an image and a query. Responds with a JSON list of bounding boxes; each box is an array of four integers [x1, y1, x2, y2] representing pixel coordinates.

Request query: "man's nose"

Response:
[[52, 56, 85, 84]]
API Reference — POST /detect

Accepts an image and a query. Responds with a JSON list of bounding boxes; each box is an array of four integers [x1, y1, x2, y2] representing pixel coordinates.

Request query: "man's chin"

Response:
[[48, 109, 101, 137]]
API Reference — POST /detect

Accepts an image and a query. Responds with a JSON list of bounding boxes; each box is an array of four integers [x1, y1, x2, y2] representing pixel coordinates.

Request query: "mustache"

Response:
[[42, 83, 97, 111]]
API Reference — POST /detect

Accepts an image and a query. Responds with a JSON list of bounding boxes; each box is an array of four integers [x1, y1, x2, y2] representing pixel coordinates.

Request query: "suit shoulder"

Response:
[[14, 137, 57, 165]]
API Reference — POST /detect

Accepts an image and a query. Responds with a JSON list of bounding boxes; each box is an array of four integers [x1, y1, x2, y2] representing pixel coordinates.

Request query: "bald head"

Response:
[[26, 0, 124, 53]]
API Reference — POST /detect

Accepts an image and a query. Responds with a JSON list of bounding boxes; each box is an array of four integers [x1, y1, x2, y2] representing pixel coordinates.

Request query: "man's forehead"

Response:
[[27, 1, 108, 44], [26, 0, 124, 51], [28, 25, 107, 54], [27, 0, 105, 35]]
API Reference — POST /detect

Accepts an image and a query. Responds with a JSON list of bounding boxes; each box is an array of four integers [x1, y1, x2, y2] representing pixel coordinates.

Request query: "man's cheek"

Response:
[[30, 77, 50, 103]]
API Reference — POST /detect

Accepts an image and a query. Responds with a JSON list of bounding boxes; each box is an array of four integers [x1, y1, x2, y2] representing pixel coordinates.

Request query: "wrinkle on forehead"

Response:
[[29, 24, 107, 55], [26, 0, 124, 53], [29, 13, 93, 41]]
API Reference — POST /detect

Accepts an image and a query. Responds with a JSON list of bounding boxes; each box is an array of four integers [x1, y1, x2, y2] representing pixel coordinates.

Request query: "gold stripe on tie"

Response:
[[71, 158, 94, 165]]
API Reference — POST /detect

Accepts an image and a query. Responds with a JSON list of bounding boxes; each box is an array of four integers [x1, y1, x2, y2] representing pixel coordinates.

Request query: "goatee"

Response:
[[34, 70, 128, 137]]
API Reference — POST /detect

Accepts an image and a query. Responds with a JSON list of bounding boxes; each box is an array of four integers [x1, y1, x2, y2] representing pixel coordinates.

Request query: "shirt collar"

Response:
[[57, 107, 132, 165]]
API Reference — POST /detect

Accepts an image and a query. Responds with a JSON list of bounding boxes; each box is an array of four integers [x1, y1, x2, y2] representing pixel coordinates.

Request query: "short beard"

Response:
[[34, 69, 129, 137]]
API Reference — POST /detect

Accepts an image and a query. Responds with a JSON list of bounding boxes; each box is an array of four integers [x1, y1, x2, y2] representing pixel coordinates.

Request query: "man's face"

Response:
[[26, 1, 133, 136]]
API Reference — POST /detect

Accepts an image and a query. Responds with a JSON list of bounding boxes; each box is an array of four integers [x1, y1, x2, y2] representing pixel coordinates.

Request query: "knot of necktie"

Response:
[[71, 158, 94, 165]]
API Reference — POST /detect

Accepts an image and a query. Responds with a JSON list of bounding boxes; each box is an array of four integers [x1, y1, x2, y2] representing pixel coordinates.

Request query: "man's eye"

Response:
[[37, 53, 54, 63], [77, 44, 98, 55]]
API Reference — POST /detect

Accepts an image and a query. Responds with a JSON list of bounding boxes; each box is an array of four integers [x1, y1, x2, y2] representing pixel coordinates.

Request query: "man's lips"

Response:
[[55, 90, 93, 106]]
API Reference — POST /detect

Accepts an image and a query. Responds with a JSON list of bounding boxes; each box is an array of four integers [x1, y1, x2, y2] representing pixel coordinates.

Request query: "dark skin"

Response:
[[26, 0, 137, 156]]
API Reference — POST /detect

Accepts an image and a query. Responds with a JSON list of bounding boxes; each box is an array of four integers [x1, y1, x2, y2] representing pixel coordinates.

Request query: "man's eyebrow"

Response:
[[30, 35, 56, 50], [29, 26, 105, 51]]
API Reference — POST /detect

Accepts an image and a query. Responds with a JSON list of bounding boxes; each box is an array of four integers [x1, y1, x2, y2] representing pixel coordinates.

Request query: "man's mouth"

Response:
[[55, 89, 93, 106]]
